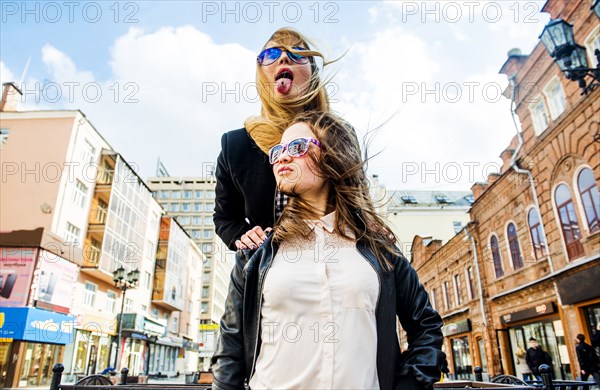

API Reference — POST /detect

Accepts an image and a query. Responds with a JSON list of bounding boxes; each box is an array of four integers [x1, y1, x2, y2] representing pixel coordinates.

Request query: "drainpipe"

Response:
[[507, 76, 555, 274]]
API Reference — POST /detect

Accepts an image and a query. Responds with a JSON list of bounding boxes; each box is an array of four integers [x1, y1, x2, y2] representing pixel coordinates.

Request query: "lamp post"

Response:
[[539, 18, 600, 95], [113, 266, 139, 369]]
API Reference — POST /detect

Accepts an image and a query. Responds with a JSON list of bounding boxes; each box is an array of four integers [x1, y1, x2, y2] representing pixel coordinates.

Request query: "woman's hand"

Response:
[[235, 226, 272, 250]]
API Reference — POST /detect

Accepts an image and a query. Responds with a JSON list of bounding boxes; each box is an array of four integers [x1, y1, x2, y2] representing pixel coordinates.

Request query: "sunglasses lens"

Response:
[[269, 145, 283, 164], [289, 47, 309, 64], [258, 48, 282, 66], [288, 138, 308, 157]]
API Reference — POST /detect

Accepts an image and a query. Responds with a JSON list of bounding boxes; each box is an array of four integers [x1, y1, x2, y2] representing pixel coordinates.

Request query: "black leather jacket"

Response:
[[211, 231, 446, 390], [214, 128, 277, 251]]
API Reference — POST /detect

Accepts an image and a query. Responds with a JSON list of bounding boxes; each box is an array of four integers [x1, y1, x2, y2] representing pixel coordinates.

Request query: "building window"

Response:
[[124, 298, 133, 312], [84, 282, 97, 307], [453, 274, 462, 306], [529, 97, 550, 135], [202, 286, 209, 298], [65, 222, 81, 244], [577, 168, 600, 233], [171, 190, 181, 199], [141, 305, 147, 313], [584, 25, 600, 68], [159, 190, 170, 199], [528, 208, 547, 260], [430, 288, 437, 311], [194, 203, 202, 212], [81, 139, 96, 164], [206, 190, 215, 199], [191, 230, 201, 239], [182, 203, 191, 212], [453, 221, 463, 234], [170, 203, 180, 212], [183, 190, 193, 199], [202, 243, 213, 254], [144, 271, 152, 290], [203, 230, 213, 239], [507, 223, 524, 270], [205, 202, 215, 212], [0, 128, 9, 147], [443, 281, 451, 310], [204, 217, 212, 226], [490, 235, 504, 278], [72, 179, 88, 208], [195, 190, 204, 198], [555, 184, 584, 260], [106, 291, 116, 313], [466, 267, 475, 300], [201, 302, 208, 313], [543, 76, 567, 120], [152, 308, 159, 318], [172, 316, 178, 332], [178, 216, 190, 225]]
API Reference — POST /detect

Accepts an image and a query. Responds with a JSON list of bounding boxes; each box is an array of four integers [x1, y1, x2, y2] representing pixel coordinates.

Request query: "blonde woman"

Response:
[[212, 112, 445, 389], [213, 27, 331, 251]]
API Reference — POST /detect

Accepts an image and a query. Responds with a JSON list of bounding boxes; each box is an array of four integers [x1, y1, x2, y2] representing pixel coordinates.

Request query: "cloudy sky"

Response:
[[1, 1, 551, 191]]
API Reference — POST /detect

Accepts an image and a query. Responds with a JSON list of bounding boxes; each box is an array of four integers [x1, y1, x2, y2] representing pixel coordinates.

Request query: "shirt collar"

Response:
[[307, 211, 336, 233]]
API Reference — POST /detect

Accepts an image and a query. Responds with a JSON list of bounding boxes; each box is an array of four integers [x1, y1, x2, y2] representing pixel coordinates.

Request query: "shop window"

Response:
[[451, 336, 472, 380], [507, 223, 524, 270], [555, 184, 584, 260], [490, 235, 504, 278], [477, 337, 487, 372], [528, 208, 547, 260], [577, 168, 600, 233]]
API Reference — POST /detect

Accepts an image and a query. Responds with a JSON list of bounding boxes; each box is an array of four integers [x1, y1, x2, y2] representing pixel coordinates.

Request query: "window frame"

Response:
[[528, 95, 550, 135], [506, 222, 524, 270], [542, 75, 567, 120], [490, 234, 504, 278]]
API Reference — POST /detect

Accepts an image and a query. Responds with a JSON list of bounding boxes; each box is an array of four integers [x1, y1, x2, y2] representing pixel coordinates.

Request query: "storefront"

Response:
[[62, 312, 116, 378], [443, 319, 473, 380], [557, 260, 600, 341], [0, 307, 75, 388], [148, 336, 182, 375], [500, 301, 570, 380]]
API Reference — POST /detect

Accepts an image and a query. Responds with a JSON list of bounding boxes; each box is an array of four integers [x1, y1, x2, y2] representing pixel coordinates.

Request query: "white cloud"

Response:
[[0, 61, 16, 86], [34, 26, 258, 178]]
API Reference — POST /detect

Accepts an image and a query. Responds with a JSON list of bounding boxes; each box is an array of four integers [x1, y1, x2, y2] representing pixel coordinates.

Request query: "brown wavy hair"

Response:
[[245, 27, 333, 155], [273, 111, 397, 271]]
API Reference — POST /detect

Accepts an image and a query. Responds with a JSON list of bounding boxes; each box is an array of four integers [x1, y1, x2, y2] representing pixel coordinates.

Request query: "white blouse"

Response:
[[248, 212, 380, 390]]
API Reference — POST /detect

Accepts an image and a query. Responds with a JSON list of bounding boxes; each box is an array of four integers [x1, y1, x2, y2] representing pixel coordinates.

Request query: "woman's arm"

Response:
[[214, 132, 252, 251], [394, 253, 446, 390], [211, 252, 248, 389]]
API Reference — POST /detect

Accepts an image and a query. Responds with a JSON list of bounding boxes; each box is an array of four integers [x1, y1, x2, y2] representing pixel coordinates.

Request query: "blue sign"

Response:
[[0, 307, 75, 344]]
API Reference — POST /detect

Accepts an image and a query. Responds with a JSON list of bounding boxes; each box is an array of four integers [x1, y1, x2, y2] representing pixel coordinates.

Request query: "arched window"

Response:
[[490, 235, 504, 278], [528, 208, 547, 260], [577, 168, 600, 233], [507, 223, 524, 269], [555, 184, 584, 259]]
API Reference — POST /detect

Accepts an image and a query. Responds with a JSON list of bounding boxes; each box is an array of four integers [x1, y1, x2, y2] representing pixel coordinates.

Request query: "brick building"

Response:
[[406, 0, 599, 381]]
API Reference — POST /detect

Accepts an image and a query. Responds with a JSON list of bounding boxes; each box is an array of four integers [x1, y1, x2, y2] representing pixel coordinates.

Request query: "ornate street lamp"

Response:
[[112, 266, 139, 369], [540, 18, 600, 95]]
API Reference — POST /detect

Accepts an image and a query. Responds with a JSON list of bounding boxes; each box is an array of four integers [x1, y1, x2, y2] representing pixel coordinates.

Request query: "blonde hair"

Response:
[[273, 111, 396, 271], [245, 27, 332, 154]]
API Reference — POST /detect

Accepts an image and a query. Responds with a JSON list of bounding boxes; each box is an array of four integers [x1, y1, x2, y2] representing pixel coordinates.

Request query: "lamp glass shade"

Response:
[[113, 266, 125, 282], [570, 45, 590, 69], [539, 19, 575, 57], [128, 269, 140, 284], [593, 0, 600, 19]]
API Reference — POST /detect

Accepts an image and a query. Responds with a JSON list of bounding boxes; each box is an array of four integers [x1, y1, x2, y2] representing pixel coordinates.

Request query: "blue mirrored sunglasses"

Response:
[[269, 137, 321, 164], [257, 47, 310, 66]]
